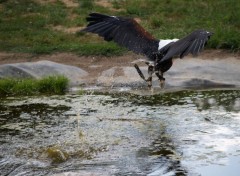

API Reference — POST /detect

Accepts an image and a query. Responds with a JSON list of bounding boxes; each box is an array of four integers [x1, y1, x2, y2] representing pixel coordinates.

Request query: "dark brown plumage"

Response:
[[81, 13, 213, 88]]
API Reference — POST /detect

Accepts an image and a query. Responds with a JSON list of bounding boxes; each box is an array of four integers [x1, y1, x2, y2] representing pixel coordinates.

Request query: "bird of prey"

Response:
[[81, 13, 213, 88]]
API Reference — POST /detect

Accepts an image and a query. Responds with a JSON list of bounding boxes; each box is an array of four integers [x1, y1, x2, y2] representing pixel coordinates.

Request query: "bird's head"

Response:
[[205, 30, 214, 39]]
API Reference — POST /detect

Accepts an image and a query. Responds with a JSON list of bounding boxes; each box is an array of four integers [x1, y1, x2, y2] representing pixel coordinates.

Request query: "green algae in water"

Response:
[[46, 146, 69, 164]]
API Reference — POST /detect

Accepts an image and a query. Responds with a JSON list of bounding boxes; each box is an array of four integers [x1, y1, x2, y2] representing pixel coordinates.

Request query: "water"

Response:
[[0, 89, 240, 176]]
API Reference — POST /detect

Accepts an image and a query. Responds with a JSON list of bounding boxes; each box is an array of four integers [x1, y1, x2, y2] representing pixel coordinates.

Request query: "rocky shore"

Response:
[[0, 50, 240, 90]]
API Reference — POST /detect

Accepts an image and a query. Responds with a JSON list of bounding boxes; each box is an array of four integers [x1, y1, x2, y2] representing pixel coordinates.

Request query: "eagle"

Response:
[[81, 13, 213, 88]]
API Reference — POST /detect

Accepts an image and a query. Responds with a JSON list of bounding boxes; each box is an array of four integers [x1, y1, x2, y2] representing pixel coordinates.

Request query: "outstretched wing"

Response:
[[81, 13, 159, 58], [159, 29, 213, 63]]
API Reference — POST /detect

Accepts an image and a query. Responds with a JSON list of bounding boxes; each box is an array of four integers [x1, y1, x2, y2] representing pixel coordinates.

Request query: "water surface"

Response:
[[0, 89, 240, 176]]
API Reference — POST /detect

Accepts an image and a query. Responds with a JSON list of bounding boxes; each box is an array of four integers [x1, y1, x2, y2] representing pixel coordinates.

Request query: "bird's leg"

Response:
[[155, 70, 165, 88], [146, 65, 154, 88], [134, 64, 146, 81], [134, 63, 154, 88]]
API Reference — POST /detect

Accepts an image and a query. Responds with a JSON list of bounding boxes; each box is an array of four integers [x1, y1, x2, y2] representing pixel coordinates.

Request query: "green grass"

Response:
[[0, 75, 69, 96], [0, 0, 240, 55]]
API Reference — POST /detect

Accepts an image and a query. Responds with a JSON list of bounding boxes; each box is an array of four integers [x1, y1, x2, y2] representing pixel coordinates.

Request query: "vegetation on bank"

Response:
[[0, 75, 69, 96], [0, 0, 239, 56]]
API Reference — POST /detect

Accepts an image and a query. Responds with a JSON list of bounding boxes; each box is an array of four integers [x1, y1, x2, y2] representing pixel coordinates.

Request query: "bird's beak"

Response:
[[209, 31, 214, 36]]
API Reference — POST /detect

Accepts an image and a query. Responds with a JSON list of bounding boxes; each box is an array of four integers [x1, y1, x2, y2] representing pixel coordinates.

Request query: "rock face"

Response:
[[0, 60, 88, 86]]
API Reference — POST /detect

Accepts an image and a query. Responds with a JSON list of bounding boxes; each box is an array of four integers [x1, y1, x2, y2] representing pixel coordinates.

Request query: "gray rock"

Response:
[[167, 58, 240, 88], [0, 60, 88, 86], [97, 66, 146, 87]]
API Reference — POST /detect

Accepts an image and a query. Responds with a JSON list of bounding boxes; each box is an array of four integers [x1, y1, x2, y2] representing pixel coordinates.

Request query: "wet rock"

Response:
[[168, 58, 240, 88], [0, 60, 88, 86], [97, 66, 146, 87]]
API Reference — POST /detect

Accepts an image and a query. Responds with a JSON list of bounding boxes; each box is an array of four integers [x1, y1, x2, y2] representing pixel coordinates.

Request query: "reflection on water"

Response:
[[0, 89, 240, 175], [111, 89, 240, 111], [196, 156, 240, 176]]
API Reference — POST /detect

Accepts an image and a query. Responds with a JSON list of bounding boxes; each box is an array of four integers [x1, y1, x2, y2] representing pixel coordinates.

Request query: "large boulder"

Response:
[[168, 58, 240, 88], [0, 60, 88, 86]]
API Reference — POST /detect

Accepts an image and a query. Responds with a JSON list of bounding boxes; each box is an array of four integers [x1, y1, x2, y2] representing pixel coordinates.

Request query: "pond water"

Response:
[[0, 88, 240, 176]]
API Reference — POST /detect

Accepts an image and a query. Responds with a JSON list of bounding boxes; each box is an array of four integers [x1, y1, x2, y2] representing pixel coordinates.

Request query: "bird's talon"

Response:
[[160, 80, 165, 89], [146, 77, 151, 81], [147, 81, 152, 89]]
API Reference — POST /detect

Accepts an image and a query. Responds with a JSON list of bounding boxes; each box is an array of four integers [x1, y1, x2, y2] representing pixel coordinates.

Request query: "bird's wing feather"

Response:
[[81, 13, 159, 58], [159, 30, 213, 63]]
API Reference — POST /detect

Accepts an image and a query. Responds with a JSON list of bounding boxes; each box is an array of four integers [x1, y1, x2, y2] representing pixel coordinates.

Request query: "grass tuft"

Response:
[[0, 75, 69, 96], [38, 75, 69, 94]]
